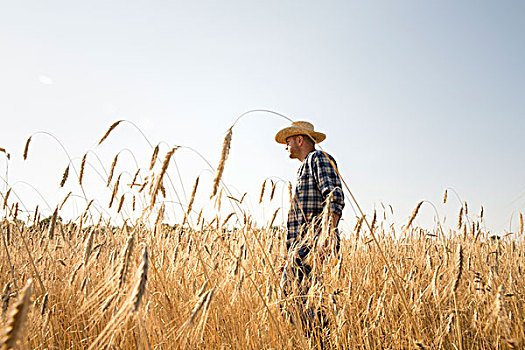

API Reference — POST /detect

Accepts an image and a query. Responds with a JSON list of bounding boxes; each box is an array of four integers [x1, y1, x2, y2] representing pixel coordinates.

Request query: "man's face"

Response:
[[285, 135, 301, 160]]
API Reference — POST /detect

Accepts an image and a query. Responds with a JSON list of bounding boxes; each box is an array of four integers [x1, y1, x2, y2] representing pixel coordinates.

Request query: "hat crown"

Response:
[[291, 121, 314, 132]]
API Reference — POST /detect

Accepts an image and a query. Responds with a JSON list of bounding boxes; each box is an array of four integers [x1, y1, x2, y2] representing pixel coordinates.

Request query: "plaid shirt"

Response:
[[286, 150, 344, 251]]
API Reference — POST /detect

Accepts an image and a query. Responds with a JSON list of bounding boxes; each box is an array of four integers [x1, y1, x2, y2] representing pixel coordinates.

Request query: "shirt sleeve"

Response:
[[311, 151, 345, 215]]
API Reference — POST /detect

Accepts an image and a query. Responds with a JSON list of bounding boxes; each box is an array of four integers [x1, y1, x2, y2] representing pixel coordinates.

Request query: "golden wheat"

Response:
[[210, 127, 232, 199], [98, 120, 123, 145], [1, 279, 33, 350]]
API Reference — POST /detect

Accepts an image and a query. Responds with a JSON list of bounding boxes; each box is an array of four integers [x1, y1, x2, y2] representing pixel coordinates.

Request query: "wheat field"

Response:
[[1, 121, 524, 349]]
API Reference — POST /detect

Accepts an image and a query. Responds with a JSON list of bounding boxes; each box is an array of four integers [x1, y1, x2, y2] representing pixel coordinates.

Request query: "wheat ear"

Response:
[[117, 195, 125, 214], [452, 244, 463, 294], [118, 230, 135, 288], [98, 120, 123, 145], [40, 292, 48, 316], [211, 127, 232, 198], [149, 144, 159, 171], [1, 282, 12, 314], [2, 189, 11, 210], [480, 205, 484, 220], [47, 207, 58, 240], [370, 210, 377, 233], [151, 147, 176, 206], [22, 137, 31, 160], [268, 208, 280, 228], [78, 153, 87, 185], [0, 148, 9, 160], [259, 179, 267, 204], [130, 169, 140, 188], [109, 174, 121, 208], [131, 246, 148, 312], [269, 180, 276, 201], [354, 215, 364, 239], [83, 229, 95, 266], [458, 207, 463, 230], [59, 192, 72, 211], [107, 153, 119, 186], [183, 176, 200, 226], [1, 279, 33, 350], [407, 201, 423, 229], [60, 165, 69, 187]]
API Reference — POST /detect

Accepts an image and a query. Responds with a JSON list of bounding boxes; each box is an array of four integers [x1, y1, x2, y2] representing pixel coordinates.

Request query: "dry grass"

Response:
[[2, 208, 524, 349]]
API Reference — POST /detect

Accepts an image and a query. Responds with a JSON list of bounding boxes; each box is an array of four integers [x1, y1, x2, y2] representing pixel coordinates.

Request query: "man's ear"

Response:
[[296, 135, 304, 146]]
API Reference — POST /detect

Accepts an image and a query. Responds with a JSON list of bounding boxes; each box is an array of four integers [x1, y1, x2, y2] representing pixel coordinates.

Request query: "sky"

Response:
[[1, 1, 524, 234]]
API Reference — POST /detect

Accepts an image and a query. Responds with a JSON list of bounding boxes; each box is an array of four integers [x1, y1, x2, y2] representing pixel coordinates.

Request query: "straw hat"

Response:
[[275, 121, 326, 144]]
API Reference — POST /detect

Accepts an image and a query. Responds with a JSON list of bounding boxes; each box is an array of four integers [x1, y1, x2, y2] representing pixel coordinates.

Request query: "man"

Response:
[[275, 121, 344, 325]]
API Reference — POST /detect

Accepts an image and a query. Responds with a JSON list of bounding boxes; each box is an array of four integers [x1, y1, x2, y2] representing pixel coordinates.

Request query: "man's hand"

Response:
[[330, 212, 341, 230], [319, 212, 340, 261]]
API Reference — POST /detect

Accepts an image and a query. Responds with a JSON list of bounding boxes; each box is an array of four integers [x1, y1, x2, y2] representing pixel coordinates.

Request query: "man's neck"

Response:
[[298, 148, 315, 162]]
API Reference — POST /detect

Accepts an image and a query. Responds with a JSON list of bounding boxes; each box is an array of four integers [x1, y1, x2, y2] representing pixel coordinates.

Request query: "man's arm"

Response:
[[312, 152, 345, 219]]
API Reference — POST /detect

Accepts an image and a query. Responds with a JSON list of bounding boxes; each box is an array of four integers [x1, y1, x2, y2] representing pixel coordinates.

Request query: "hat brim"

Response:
[[275, 126, 326, 144]]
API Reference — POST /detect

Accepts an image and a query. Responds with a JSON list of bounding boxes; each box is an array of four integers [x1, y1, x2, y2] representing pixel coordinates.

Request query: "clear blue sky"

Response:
[[1, 1, 524, 233]]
